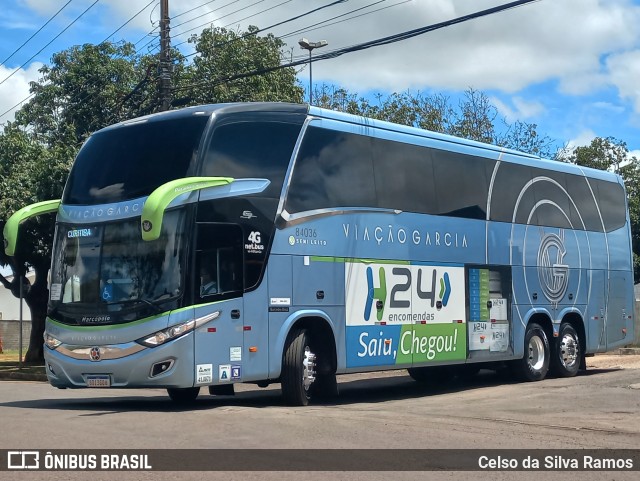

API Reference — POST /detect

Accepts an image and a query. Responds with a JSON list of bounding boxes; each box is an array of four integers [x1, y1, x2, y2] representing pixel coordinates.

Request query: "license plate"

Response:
[[86, 375, 111, 388]]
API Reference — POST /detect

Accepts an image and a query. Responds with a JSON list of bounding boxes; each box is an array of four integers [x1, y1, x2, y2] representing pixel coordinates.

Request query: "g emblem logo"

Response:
[[537, 232, 569, 306]]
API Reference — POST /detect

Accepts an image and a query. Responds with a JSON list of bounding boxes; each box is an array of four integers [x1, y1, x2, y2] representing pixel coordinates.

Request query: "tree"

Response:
[[560, 137, 640, 282], [0, 125, 60, 362], [314, 85, 556, 158], [0, 42, 161, 363], [0, 30, 304, 362], [174, 26, 303, 105], [15, 41, 161, 150]]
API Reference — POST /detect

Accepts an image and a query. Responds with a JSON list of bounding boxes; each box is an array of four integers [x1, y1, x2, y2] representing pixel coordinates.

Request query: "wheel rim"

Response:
[[559, 332, 579, 369], [302, 346, 317, 394], [528, 335, 545, 371]]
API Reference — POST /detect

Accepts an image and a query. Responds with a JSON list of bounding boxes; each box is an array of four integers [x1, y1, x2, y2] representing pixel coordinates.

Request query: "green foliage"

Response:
[[175, 26, 303, 105], [314, 85, 556, 158], [0, 30, 304, 362], [15, 41, 160, 149], [561, 137, 640, 282]]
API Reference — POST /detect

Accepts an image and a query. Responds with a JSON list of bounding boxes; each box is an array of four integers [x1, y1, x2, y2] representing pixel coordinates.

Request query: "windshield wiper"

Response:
[[115, 298, 164, 314]]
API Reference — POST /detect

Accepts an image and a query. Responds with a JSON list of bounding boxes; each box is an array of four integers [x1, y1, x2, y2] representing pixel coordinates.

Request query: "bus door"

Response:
[[606, 272, 633, 347], [586, 270, 606, 351], [193, 223, 244, 385]]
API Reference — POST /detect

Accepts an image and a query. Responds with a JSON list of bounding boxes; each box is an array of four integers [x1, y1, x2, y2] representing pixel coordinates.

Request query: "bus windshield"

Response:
[[49, 210, 187, 322]]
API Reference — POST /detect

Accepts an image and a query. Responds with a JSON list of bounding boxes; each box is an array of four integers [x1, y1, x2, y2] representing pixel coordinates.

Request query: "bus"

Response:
[[3, 102, 635, 405]]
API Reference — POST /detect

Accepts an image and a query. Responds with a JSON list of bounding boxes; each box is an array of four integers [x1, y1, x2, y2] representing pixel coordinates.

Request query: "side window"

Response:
[[593, 179, 626, 232], [195, 224, 243, 301], [531, 170, 573, 229], [489, 162, 538, 225], [564, 174, 603, 232], [432, 149, 493, 219], [372, 137, 436, 213], [286, 127, 376, 213], [202, 121, 302, 199]]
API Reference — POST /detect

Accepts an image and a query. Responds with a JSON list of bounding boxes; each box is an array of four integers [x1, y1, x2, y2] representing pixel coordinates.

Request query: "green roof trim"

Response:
[[141, 177, 233, 241], [3, 199, 61, 256]]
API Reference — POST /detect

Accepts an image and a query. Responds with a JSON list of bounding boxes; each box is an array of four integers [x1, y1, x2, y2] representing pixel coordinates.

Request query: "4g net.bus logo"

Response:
[[363, 265, 452, 322]]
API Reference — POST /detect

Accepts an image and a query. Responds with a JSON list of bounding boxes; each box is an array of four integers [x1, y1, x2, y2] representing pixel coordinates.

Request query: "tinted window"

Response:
[[490, 163, 626, 232], [286, 127, 493, 219], [564, 174, 602, 231], [372, 138, 436, 213], [593, 179, 626, 232], [489, 162, 538, 225], [64, 116, 209, 205], [202, 121, 302, 199], [532, 170, 572, 229], [432, 148, 493, 220], [285, 127, 376, 213]]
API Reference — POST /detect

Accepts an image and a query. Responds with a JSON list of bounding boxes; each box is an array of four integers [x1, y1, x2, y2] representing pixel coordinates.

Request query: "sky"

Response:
[[0, 0, 640, 158]]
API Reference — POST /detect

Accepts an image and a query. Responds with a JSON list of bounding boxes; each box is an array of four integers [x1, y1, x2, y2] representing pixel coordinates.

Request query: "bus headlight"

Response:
[[44, 333, 62, 349], [136, 311, 221, 348]]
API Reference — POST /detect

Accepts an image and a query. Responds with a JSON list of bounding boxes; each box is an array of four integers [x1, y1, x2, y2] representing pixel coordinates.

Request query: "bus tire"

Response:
[[282, 328, 316, 406], [550, 322, 581, 378], [167, 387, 200, 403], [511, 322, 549, 382]]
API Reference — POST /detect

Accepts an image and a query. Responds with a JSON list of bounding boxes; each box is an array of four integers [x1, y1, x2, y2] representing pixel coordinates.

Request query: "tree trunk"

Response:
[[23, 265, 49, 365]]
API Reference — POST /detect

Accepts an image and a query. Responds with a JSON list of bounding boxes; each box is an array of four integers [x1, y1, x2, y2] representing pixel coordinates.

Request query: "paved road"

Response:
[[0, 364, 639, 481]]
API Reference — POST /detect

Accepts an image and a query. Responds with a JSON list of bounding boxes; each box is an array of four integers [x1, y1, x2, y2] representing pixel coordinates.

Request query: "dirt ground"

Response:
[[587, 352, 640, 369]]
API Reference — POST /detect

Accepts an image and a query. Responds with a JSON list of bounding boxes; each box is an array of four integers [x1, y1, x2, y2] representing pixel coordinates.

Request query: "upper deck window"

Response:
[[63, 116, 209, 205]]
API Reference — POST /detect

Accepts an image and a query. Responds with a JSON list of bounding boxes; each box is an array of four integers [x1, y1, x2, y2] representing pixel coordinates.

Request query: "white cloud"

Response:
[[491, 96, 544, 122], [0, 62, 42, 124], [565, 129, 597, 150], [606, 49, 640, 113], [13, 0, 640, 101]]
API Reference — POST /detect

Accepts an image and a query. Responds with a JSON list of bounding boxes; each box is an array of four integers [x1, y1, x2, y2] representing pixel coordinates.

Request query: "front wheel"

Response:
[[167, 387, 200, 404], [550, 323, 581, 377], [281, 329, 317, 406], [511, 322, 550, 382]]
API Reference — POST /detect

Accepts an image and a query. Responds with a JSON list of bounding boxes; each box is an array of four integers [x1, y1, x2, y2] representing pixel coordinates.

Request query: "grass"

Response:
[[0, 349, 46, 375]]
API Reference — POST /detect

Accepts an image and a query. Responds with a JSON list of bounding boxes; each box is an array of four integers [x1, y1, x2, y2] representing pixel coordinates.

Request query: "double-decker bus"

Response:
[[3, 103, 635, 405]]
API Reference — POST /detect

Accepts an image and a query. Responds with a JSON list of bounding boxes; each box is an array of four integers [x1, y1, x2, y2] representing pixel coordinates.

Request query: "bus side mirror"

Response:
[[3, 199, 61, 256]]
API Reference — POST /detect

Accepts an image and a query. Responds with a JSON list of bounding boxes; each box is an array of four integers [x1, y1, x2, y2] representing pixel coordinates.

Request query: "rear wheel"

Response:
[[550, 322, 581, 377], [167, 387, 200, 404], [511, 322, 550, 382], [281, 329, 316, 406]]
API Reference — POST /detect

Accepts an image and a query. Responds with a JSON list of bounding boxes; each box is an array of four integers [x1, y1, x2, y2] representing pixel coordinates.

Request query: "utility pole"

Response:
[[159, 0, 171, 111]]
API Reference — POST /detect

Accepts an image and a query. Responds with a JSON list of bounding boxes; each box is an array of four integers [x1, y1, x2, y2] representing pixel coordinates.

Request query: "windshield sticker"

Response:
[[50, 283, 62, 301]]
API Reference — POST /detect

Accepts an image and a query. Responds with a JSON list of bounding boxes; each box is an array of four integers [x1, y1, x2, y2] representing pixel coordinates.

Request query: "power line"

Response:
[[0, 0, 101, 87], [1, 1, 166, 123], [0, 0, 73, 68], [173, 0, 241, 31], [282, 0, 411, 47], [172, 0, 220, 20], [0, 93, 36, 122], [101, 0, 157, 43], [171, 0, 266, 39], [278, 0, 388, 42], [173, 0, 540, 93], [179, 0, 347, 57]]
